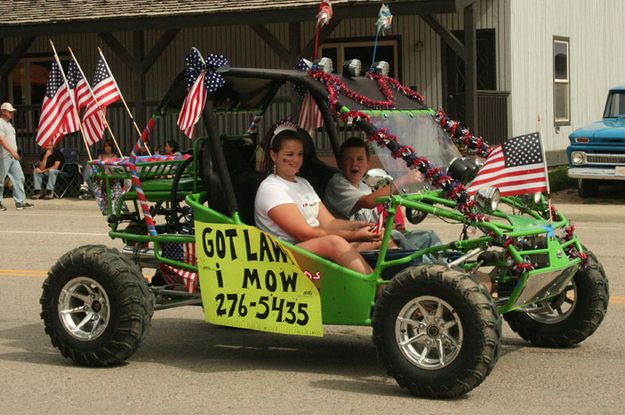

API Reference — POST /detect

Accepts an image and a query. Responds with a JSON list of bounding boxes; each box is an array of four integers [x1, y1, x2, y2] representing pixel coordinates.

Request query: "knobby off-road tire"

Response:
[[504, 249, 609, 348], [40, 245, 154, 366], [372, 265, 502, 399]]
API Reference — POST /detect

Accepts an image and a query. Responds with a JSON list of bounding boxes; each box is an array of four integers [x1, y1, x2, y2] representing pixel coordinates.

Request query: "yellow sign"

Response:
[[195, 223, 323, 337]]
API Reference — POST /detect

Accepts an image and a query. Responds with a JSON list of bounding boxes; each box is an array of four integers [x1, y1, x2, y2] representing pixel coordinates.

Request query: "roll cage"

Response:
[[180, 66, 428, 221]]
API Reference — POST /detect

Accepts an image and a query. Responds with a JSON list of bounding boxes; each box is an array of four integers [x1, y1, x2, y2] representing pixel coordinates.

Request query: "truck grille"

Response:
[[587, 153, 625, 165]]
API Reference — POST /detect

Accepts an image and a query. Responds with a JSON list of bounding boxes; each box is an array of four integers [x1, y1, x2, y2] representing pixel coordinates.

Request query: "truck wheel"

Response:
[[577, 178, 599, 198], [40, 245, 154, 366], [504, 249, 608, 348], [372, 265, 501, 398]]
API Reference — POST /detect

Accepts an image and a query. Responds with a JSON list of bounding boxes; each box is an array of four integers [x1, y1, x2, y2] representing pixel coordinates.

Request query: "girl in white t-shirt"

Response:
[[254, 122, 378, 275]]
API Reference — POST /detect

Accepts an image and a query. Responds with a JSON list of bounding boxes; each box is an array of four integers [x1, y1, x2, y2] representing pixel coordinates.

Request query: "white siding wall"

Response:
[[509, 0, 625, 153]]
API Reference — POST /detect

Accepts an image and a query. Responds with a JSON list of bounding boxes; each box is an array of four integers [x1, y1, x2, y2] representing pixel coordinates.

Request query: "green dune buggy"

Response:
[[40, 60, 609, 398]]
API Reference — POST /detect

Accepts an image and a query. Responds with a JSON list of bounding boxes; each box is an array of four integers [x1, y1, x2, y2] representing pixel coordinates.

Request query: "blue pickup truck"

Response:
[[567, 85, 625, 197]]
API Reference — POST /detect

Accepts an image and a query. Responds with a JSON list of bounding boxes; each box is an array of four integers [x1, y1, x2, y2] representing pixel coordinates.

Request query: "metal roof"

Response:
[[7, 1, 327, 24]]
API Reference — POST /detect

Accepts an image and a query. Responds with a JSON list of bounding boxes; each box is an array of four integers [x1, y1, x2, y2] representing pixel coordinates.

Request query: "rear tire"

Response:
[[372, 265, 501, 398], [40, 245, 154, 366], [504, 249, 608, 348], [577, 178, 599, 198]]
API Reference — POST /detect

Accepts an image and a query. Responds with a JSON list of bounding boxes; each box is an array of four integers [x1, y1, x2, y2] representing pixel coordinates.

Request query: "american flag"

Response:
[[298, 91, 324, 135], [160, 242, 198, 293], [177, 48, 207, 139], [81, 56, 121, 145], [67, 60, 91, 110], [35, 62, 74, 147], [57, 60, 90, 138], [466, 132, 548, 197]]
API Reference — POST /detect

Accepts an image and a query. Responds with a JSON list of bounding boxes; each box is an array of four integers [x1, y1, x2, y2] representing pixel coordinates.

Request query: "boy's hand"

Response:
[[354, 225, 382, 242], [394, 170, 423, 189]]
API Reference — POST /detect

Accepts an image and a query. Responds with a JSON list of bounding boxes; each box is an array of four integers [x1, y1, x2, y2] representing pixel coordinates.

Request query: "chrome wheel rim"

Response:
[[525, 280, 577, 324], [395, 296, 463, 370], [58, 277, 110, 341]]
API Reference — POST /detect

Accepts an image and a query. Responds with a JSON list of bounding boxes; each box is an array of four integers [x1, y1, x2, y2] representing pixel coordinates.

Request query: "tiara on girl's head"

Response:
[[270, 119, 298, 147], [273, 119, 298, 137]]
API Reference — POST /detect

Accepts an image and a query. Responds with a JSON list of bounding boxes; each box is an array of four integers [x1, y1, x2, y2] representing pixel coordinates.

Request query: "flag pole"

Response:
[[537, 113, 553, 225], [48, 40, 93, 161], [68, 47, 124, 157], [97, 47, 152, 156]]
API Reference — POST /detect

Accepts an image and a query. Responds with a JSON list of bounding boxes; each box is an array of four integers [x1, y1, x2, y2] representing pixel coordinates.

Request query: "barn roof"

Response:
[[0, 0, 470, 36]]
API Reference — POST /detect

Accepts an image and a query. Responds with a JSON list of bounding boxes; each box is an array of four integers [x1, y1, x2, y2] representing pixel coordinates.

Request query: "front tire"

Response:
[[40, 245, 154, 366], [504, 250, 609, 348], [372, 265, 501, 398], [577, 178, 599, 198]]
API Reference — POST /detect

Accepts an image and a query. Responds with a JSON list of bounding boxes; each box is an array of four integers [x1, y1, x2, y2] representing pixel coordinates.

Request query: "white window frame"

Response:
[[553, 36, 570, 126]]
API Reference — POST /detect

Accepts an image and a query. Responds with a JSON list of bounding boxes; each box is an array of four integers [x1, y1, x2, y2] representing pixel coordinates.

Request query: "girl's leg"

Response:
[[297, 235, 373, 274]]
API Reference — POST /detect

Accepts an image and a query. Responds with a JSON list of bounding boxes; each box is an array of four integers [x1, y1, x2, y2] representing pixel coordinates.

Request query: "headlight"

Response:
[[571, 151, 586, 165], [574, 137, 590, 143], [313, 57, 334, 74], [371, 61, 390, 76], [343, 59, 362, 77], [474, 186, 500, 212], [447, 157, 480, 184]]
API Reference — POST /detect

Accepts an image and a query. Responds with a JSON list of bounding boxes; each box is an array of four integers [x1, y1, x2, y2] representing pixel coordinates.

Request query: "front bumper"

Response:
[[567, 166, 625, 181]]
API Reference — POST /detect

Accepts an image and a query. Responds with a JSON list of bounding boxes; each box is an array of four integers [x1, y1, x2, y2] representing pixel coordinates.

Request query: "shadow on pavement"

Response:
[[0, 315, 553, 399]]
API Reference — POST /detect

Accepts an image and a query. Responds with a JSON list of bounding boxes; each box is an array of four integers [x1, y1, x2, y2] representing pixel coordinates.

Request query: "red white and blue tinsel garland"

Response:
[[433, 110, 491, 158], [308, 69, 471, 204], [306, 66, 585, 269]]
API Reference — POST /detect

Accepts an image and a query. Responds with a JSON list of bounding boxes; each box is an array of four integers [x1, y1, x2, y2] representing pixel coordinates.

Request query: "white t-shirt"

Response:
[[324, 172, 379, 223], [254, 174, 321, 243], [0, 118, 17, 160]]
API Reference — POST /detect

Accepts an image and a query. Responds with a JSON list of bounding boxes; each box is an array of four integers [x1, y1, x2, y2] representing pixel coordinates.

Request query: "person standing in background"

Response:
[[0, 102, 33, 211]]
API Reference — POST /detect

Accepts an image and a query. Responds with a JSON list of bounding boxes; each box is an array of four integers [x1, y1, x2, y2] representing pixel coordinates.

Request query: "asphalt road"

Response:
[[0, 197, 623, 414]]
